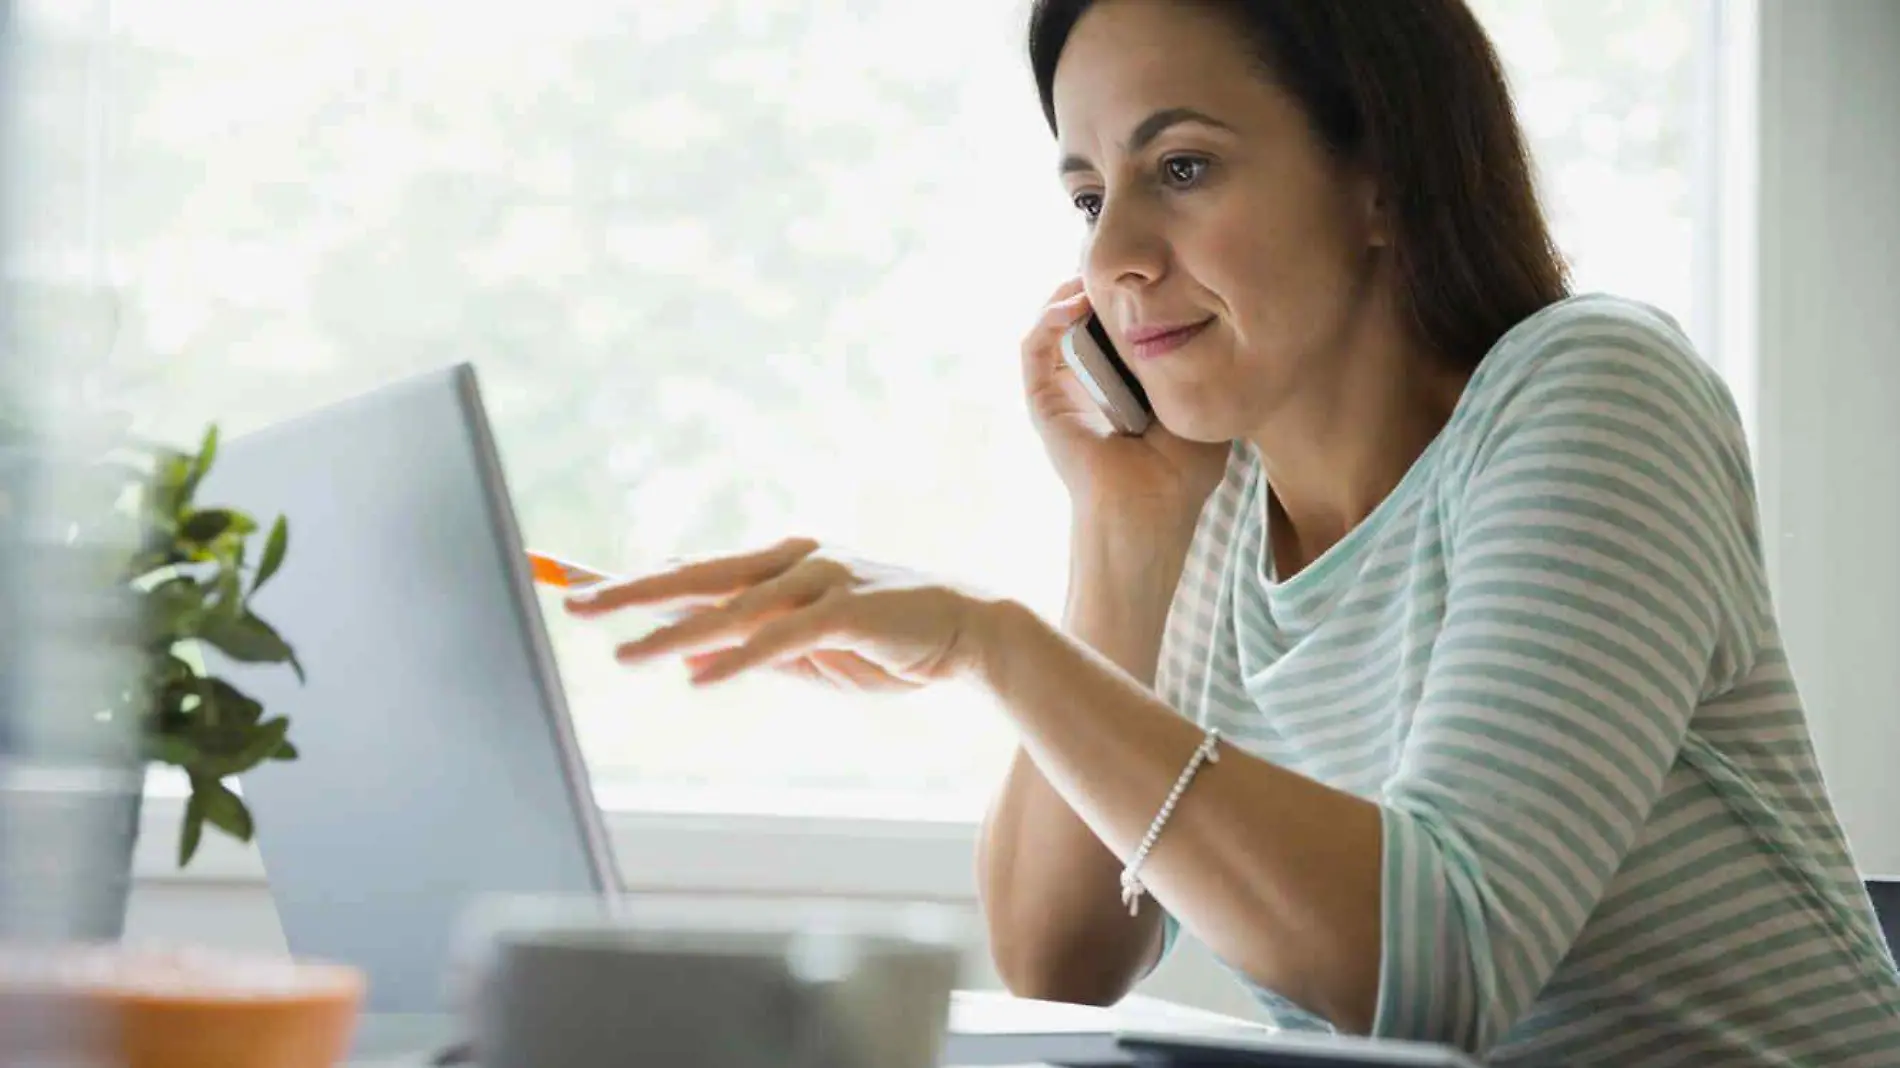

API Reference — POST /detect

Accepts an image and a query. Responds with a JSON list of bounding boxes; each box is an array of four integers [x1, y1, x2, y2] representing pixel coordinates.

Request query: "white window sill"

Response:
[[131, 792, 986, 903]]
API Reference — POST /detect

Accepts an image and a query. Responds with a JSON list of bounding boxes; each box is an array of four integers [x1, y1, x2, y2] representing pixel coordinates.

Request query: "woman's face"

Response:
[[1052, 0, 1392, 444]]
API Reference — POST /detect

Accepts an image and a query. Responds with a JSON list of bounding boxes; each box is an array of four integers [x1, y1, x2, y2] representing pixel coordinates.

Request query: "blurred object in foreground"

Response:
[[0, 943, 363, 1068], [1, 0, 149, 980], [454, 894, 964, 1068], [0, 260, 149, 942]]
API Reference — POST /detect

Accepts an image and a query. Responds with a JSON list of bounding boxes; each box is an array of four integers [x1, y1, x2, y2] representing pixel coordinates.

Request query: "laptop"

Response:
[[201, 364, 616, 1026], [206, 363, 1479, 1067]]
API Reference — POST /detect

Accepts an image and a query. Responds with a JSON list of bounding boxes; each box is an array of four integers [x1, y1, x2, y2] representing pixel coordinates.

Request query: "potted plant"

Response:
[[123, 423, 304, 867], [0, 415, 305, 939]]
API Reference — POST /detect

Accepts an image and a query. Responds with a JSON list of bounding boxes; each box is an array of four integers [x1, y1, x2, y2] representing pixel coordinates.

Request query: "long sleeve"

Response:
[[1369, 315, 1768, 1051]]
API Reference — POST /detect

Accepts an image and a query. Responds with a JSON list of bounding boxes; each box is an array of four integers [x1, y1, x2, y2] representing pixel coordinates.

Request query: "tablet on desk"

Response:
[[943, 990, 1481, 1068]]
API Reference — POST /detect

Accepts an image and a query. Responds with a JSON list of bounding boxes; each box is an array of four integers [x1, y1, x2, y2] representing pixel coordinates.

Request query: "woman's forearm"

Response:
[[972, 596, 1387, 1033], [1057, 514, 1196, 685], [975, 517, 1194, 1002]]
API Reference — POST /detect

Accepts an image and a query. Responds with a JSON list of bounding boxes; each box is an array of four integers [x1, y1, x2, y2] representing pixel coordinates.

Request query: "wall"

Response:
[[1752, 0, 1900, 876]]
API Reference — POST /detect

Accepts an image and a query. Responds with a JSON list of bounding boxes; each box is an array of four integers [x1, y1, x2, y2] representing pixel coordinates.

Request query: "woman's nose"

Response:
[[1082, 196, 1169, 295]]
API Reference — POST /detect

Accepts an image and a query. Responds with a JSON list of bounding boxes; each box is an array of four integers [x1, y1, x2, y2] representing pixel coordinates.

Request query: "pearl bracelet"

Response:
[[1119, 727, 1223, 917]]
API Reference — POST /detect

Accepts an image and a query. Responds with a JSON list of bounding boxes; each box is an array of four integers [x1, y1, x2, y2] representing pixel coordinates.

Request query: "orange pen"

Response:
[[526, 550, 614, 589]]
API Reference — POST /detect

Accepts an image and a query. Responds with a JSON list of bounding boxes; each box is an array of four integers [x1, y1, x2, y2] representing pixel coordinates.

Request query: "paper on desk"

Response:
[[949, 989, 1273, 1038]]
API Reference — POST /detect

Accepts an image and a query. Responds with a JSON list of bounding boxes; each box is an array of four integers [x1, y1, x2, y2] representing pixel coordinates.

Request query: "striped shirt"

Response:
[[1152, 294, 1900, 1064]]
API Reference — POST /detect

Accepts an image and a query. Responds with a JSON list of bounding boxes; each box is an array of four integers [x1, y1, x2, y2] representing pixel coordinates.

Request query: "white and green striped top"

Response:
[[1153, 293, 1900, 1064]]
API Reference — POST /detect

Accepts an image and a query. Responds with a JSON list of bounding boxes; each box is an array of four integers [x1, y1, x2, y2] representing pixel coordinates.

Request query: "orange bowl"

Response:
[[0, 944, 364, 1068]]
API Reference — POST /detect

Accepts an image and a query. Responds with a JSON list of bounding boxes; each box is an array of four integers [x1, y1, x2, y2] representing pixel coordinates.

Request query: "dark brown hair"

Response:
[[1028, 0, 1571, 369]]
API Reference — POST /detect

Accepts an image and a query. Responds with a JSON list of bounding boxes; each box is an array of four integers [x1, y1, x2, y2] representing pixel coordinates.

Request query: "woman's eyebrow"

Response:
[[1059, 107, 1236, 175]]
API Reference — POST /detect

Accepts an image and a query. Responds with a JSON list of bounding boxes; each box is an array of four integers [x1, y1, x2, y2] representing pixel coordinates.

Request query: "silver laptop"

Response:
[[202, 363, 618, 1019]]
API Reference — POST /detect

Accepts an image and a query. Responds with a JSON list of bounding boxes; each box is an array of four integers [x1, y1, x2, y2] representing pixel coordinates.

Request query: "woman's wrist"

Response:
[[954, 505, 1205, 692], [1068, 506, 1200, 605], [1061, 507, 1200, 686], [961, 594, 1047, 695], [1070, 486, 1204, 549]]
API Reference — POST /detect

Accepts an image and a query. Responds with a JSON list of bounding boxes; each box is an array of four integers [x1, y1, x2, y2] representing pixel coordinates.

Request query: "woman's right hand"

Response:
[[1021, 278, 1230, 526]]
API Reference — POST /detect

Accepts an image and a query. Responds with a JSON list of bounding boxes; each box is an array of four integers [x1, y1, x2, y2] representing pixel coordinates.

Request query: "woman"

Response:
[[567, 0, 1900, 1062]]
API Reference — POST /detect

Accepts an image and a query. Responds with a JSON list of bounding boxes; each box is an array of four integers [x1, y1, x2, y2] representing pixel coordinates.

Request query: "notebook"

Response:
[[942, 990, 1482, 1067]]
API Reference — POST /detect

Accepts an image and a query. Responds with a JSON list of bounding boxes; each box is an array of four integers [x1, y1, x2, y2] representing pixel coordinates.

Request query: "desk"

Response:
[[351, 1058, 1058, 1068], [944, 990, 1273, 1065], [344, 992, 1479, 1067], [344, 990, 1272, 1067]]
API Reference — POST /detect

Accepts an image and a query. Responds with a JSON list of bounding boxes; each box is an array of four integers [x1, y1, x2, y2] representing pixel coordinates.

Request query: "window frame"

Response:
[[133, 792, 984, 900]]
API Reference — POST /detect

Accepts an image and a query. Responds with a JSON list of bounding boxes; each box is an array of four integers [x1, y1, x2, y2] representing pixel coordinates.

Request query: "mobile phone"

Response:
[[1059, 314, 1153, 436]]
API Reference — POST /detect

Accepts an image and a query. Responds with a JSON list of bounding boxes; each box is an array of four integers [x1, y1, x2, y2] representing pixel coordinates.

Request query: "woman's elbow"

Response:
[[991, 946, 1130, 1007], [985, 921, 1152, 1007]]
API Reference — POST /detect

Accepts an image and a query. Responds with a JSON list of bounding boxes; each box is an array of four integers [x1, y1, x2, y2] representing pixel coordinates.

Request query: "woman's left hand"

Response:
[[563, 536, 994, 691]]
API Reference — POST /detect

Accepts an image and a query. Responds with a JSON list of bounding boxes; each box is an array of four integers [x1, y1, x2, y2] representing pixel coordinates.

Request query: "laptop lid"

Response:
[[201, 363, 619, 1014]]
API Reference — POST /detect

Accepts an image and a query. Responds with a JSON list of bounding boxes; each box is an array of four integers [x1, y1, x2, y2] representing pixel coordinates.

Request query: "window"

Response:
[[11, 1, 1716, 823], [1471, 0, 1706, 338]]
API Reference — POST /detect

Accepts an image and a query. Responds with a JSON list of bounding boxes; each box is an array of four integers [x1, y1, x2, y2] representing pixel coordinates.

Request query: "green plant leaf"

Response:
[[160, 652, 196, 684], [147, 734, 200, 768], [198, 778, 253, 842], [182, 717, 244, 757], [197, 610, 294, 665], [147, 656, 195, 706], [151, 451, 191, 522], [179, 791, 206, 867], [180, 424, 219, 507], [194, 716, 290, 779], [254, 515, 289, 593], [133, 426, 303, 859], [203, 677, 263, 725], [213, 564, 244, 617], [180, 508, 255, 543], [178, 508, 231, 542], [143, 577, 207, 645], [125, 549, 181, 582], [152, 683, 194, 735]]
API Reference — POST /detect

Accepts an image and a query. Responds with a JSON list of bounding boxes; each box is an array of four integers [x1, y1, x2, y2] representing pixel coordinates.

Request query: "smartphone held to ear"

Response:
[[1059, 314, 1153, 436]]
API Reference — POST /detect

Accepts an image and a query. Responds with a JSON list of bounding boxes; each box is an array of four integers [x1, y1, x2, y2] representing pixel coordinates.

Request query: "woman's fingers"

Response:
[[681, 647, 903, 691], [566, 536, 818, 617], [1043, 275, 1087, 306], [612, 559, 829, 664], [1019, 281, 1093, 392], [805, 649, 911, 692], [688, 598, 846, 687]]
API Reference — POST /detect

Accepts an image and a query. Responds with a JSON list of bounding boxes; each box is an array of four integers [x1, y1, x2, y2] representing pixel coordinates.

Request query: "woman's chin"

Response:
[[1151, 402, 1250, 446]]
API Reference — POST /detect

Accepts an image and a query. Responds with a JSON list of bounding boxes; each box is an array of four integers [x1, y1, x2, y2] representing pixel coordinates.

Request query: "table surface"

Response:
[[343, 989, 1270, 1067]]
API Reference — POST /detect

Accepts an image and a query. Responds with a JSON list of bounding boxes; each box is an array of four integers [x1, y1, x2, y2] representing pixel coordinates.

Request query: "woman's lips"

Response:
[[1127, 317, 1214, 359]]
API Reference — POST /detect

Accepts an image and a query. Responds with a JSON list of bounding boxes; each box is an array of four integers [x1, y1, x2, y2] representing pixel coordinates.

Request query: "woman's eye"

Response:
[[1072, 191, 1104, 221], [1162, 156, 1209, 187]]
